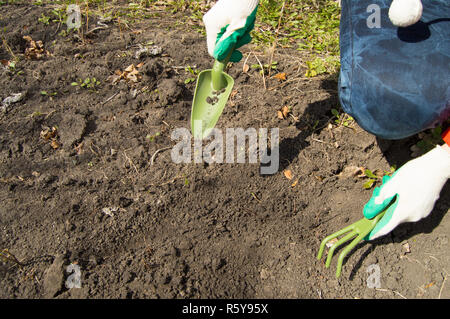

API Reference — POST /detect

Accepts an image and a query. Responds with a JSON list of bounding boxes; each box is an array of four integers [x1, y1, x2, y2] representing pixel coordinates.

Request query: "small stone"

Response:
[[260, 268, 270, 280]]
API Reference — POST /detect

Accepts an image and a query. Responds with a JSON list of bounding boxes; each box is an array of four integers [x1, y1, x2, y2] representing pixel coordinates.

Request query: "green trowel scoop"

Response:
[[191, 52, 234, 140]]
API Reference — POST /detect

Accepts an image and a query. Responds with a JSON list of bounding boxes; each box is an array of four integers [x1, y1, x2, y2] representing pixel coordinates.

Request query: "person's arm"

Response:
[[364, 137, 450, 240], [203, 0, 259, 63]]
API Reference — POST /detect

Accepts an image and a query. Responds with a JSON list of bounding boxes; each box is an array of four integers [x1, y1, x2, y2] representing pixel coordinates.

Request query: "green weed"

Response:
[[71, 77, 101, 91], [184, 65, 199, 85], [331, 108, 354, 128], [363, 166, 396, 189]]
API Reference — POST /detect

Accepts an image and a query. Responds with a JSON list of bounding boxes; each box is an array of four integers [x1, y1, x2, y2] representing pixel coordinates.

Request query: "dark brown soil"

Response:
[[1, 4, 449, 299]]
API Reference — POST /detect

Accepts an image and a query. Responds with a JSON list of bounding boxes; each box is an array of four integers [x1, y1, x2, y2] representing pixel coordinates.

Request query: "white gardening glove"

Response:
[[364, 144, 450, 240], [203, 0, 259, 62], [389, 0, 423, 27]]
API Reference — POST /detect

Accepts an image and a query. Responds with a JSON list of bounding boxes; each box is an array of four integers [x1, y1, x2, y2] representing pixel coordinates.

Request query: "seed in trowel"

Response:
[[206, 96, 219, 105], [212, 88, 226, 97]]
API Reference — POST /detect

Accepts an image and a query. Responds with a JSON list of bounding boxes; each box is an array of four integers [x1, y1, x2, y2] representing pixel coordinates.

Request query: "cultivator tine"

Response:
[[317, 224, 355, 261], [325, 231, 357, 268], [317, 208, 389, 279], [335, 233, 366, 278]]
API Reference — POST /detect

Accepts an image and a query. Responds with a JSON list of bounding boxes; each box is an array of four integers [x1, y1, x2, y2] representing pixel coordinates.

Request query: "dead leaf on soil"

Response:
[[277, 106, 290, 119], [291, 179, 298, 187], [23, 35, 50, 60], [50, 140, 60, 149], [40, 126, 58, 140], [424, 282, 435, 289], [338, 165, 365, 179], [277, 111, 284, 119], [109, 64, 142, 84], [242, 63, 250, 73], [272, 72, 287, 82], [40, 126, 60, 150], [284, 169, 293, 180]]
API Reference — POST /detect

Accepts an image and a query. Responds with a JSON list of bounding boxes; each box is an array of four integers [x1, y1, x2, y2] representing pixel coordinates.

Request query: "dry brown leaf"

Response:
[[281, 106, 290, 117], [40, 127, 60, 150], [277, 106, 290, 119], [424, 282, 435, 289], [242, 64, 250, 73], [128, 69, 139, 77], [124, 64, 135, 73], [338, 166, 365, 179], [273, 72, 287, 81], [284, 169, 293, 180], [50, 140, 60, 149], [111, 64, 142, 84], [277, 111, 284, 119], [40, 127, 57, 140], [23, 35, 50, 60]]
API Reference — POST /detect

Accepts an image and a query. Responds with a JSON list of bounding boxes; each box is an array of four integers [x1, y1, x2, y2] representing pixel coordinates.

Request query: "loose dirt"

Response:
[[1, 4, 449, 299]]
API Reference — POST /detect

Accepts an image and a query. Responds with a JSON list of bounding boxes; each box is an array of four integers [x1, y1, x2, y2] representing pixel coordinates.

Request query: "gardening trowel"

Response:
[[191, 51, 234, 140]]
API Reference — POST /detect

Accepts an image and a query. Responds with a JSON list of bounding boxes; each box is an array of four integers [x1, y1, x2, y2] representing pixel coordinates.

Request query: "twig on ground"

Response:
[[149, 175, 184, 187], [253, 53, 266, 90], [438, 270, 448, 299], [1, 249, 24, 269], [250, 192, 261, 202], [1, 37, 18, 62], [102, 92, 119, 105], [150, 147, 172, 166], [123, 151, 139, 174]]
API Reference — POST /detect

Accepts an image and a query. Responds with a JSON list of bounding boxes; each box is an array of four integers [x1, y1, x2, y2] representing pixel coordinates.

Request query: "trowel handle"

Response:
[[211, 47, 234, 91]]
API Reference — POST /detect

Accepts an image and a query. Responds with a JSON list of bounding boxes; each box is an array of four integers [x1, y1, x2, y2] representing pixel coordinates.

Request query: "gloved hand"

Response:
[[389, 0, 423, 27], [203, 0, 259, 63], [363, 144, 450, 240]]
